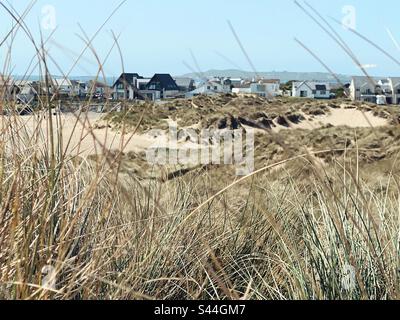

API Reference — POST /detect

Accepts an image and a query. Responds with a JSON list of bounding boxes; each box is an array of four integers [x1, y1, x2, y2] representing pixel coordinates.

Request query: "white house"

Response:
[[70, 80, 88, 98], [136, 78, 151, 90], [233, 79, 281, 97], [349, 76, 377, 103], [138, 90, 162, 101], [12, 80, 37, 103], [52, 78, 73, 96], [292, 81, 331, 99], [349, 76, 400, 104], [229, 78, 245, 87], [186, 78, 232, 97], [388, 77, 400, 104]]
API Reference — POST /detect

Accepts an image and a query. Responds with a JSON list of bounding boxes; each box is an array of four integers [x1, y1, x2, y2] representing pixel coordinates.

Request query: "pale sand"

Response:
[[0, 107, 390, 157], [0, 112, 159, 157], [276, 108, 389, 131]]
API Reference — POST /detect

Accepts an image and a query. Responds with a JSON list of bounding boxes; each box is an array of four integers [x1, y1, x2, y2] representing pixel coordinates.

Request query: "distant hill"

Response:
[[181, 69, 352, 83]]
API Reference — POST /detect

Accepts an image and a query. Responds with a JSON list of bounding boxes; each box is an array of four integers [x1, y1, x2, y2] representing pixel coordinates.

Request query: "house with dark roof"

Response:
[[112, 73, 143, 100], [292, 81, 331, 99], [144, 74, 179, 100]]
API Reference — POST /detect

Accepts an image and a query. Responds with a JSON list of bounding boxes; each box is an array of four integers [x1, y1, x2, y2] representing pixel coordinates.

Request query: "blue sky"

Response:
[[1, 0, 400, 78]]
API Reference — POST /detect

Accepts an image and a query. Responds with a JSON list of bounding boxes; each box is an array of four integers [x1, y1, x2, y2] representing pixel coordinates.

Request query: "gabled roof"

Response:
[[294, 81, 330, 92], [146, 74, 179, 91], [351, 76, 376, 88], [293, 81, 314, 91], [113, 73, 143, 87]]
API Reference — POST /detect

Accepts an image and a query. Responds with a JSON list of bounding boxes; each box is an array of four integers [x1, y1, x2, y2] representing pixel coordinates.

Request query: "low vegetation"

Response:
[[1, 93, 399, 300]]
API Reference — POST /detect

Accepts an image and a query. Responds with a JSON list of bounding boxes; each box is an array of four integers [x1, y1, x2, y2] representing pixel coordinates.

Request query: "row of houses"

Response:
[[1, 74, 193, 103], [349, 76, 400, 105], [2, 72, 400, 106], [0, 74, 285, 103], [111, 73, 282, 100], [0, 76, 111, 103], [291, 77, 400, 105]]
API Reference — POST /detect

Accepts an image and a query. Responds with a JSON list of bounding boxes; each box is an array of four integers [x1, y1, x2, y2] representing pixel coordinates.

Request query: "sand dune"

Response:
[[0, 106, 390, 157], [277, 107, 389, 131], [0, 112, 157, 157]]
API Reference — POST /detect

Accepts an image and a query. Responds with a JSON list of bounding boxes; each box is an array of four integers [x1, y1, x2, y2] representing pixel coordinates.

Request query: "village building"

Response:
[[349, 76, 377, 103], [70, 80, 88, 98], [136, 78, 152, 90], [141, 74, 180, 100], [349, 76, 400, 105], [87, 80, 111, 99], [51, 78, 73, 97], [12, 80, 37, 104], [229, 78, 244, 87], [112, 73, 143, 100], [186, 78, 232, 97], [292, 81, 331, 99], [232, 79, 281, 97]]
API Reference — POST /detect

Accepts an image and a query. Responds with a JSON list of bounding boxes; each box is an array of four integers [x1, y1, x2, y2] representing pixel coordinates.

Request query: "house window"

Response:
[[207, 86, 211, 90], [312, 90, 316, 94], [214, 86, 218, 90], [300, 91, 307, 97], [320, 91, 326, 95], [397, 89, 400, 94], [256, 85, 265, 92]]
